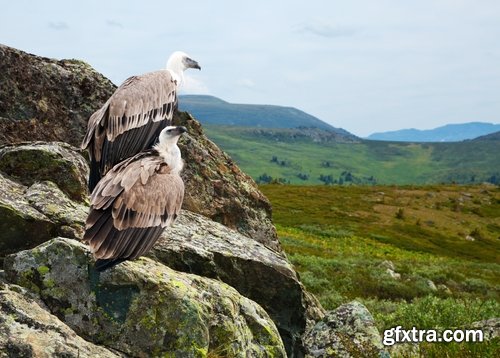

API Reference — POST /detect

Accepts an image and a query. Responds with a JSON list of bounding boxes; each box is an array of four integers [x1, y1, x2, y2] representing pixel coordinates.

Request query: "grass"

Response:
[[261, 184, 500, 263], [203, 124, 500, 186], [259, 183, 500, 356]]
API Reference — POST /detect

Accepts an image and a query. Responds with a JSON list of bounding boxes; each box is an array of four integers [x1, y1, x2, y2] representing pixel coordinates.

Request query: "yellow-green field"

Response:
[[260, 183, 500, 356]]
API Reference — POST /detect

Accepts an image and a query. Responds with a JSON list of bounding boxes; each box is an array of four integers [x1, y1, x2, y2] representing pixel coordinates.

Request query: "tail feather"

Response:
[[95, 258, 127, 272], [88, 158, 102, 192]]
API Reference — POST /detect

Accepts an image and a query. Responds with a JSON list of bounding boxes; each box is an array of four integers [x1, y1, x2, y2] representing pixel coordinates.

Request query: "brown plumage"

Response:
[[81, 52, 200, 191], [83, 126, 187, 271]]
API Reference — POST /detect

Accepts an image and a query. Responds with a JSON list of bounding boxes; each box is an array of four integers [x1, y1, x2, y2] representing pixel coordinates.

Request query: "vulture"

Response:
[[83, 126, 187, 271], [81, 51, 200, 191]]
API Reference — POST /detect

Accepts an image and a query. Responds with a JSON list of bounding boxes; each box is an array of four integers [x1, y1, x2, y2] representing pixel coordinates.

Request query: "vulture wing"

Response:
[[81, 70, 177, 191], [83, 151, 184, 271]]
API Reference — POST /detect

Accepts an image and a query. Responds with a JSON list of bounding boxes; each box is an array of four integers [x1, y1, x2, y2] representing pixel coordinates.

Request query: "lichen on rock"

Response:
[[0, 281, 120, 357], [150, 209, 325, 356], [174, 111, 281, 252], [0, 141, 89, 202], [4, 238, 287, 357], [303, 301, 389, 358], [0, 172, 55, 260]]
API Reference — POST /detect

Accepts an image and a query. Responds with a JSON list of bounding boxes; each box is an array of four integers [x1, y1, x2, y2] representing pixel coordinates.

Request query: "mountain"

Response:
[[367, 122, 500, 142], [178, 95, 354, 137], [472, 130, 500, 141]]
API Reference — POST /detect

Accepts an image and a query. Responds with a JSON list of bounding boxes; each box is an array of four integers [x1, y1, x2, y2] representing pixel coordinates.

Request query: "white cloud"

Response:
[[296, 23, 358, 38], [106, 20, 123, 29], [48, 21, 69, 30], [237, 78, 256, 88]]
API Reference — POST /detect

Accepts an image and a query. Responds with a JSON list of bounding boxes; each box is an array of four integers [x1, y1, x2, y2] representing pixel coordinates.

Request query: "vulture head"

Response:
[[166, 51, 201, 86]]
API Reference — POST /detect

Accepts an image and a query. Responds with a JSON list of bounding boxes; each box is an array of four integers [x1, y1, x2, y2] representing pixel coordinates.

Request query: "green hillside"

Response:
[[202, 124, 500, 185], [179, 95, 355, 137]]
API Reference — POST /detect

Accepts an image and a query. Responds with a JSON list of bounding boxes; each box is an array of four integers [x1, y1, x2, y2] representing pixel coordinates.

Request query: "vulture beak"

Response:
[[184, 57, 201, 70], [177, 126, 188, 134]]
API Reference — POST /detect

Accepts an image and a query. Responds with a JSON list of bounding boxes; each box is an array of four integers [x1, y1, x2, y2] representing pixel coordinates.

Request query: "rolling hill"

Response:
[[201, 124, 500, 186], [367, 122, 500, 142], [178, 95, 356, 139]]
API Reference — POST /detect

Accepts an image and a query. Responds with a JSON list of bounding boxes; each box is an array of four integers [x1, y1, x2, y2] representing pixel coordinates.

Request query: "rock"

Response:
[[379, 260, 395, 271], [0, 172, 55, 260], [465, 235, 475, 241], [174, 112, 281, 251], [0, 281, 121, 357], [1, 44, 280, 250], [426, 279, 437, 292], [25, 181, 88, 238], [470, 318, 500, 340], [149, 210, 324, 356], [437, 284, 452, 294], [386, 269, 401, 280], [4, 238, 286, 357], [303, 301, 388, 358], [0, 141, 89, 202], [0, 172, 88, 259], [0, 44, 116, 147]]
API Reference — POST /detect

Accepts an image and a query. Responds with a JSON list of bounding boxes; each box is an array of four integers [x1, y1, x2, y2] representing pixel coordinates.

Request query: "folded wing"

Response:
[[81, 71, 177, 191], [83, 152, 184, 264]]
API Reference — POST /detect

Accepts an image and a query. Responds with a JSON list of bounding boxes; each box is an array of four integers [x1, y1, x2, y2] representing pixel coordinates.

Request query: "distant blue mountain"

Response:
[[367, 122, 500, 142], [178, 95, 355, 138]]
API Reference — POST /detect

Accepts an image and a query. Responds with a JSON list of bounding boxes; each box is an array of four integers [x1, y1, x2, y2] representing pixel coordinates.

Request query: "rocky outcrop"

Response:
[[150, 210, 324, 356], [5, 238, 286, 357], [0, 148, 87, 260], [0, 45, 115, 147], [173, 112, 281, 251], [0, 44, 386, 358], [0, 165, 321, 356], [0, 281, 121, 357], [0, 141, 89, 201], [303, 301, 388, 358], [0, 44, 279, 248]]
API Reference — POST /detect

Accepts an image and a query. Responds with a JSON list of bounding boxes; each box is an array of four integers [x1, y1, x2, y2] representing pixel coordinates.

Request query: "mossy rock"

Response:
[[150, 210, 325, 356], [0, 282, 120, 357], [0, 44, 116, 147], [4, 238, 286, 357], [303, 301, 389, 358], [0, 172, 55, 260], [0, 141, 89, 201]]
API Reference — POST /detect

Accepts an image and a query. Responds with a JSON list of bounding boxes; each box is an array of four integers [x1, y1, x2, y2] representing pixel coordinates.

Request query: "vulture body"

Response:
[[81, 52, 200, 191], [83, 126, 187, 271]]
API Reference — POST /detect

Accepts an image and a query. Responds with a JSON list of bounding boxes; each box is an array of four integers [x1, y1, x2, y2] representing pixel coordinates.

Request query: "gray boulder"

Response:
[[150, 210, 325, 356], [0, 172, 55, 259], [0, 142, 89, 201], [0, 44, 115, 147], [0, 172, 87, 260], [4, 238, 286, 357], [470, 318, 500, 340], [1, 44, 281, 249], [0, 281, 121, 357], [303, 301, 388, 358], [174, 112, 281, 251]]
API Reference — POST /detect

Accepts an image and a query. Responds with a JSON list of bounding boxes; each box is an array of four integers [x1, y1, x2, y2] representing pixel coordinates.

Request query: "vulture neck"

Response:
[[154, 139, 183, 174], [166, 62, 184, 87]]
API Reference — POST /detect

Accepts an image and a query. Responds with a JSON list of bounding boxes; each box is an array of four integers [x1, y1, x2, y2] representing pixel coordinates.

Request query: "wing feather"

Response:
[[82, 70, 177, 191], [83, 153, 184, 266]]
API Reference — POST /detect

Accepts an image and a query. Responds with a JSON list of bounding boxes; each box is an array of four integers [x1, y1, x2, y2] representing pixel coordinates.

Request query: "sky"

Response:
[[1, 0, 499, 137]]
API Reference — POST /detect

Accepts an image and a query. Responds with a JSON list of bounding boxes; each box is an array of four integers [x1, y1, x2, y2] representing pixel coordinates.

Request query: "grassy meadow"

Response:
[[260, 184, 500, 356], [204, 124, 500, 186]]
